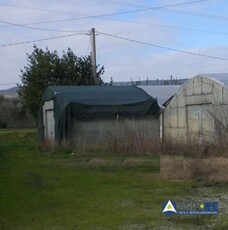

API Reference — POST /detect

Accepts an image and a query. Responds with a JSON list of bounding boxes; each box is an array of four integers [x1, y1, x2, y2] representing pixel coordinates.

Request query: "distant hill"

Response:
[[0, 87, 18, 97]]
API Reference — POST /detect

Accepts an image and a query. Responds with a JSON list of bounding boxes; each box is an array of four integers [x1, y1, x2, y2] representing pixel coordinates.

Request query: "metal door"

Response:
[[187, 105, 201, 140], [187, 104, 213, 141], [45, 110, 54, 141]]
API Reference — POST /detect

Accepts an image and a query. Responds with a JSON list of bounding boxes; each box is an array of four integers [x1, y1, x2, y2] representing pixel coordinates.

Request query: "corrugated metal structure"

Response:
[[163, 73, 228, 143], [138, 85, 182, 107], [138, 85, 182, 140]]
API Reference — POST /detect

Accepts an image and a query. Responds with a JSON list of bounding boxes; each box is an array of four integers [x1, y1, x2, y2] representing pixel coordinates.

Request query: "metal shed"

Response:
[[39, 86, 161, 145], [162, 73, 228, 143]]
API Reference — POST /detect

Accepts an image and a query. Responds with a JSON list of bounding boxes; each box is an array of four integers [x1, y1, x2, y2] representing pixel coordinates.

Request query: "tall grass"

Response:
[[41, 131, 228, 158]]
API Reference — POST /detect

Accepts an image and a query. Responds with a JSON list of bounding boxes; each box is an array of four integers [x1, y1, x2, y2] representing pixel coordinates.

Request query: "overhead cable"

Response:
[[161, 8, 228, 21], [102, 17, 228, 36], [84, 0, 228, 21], [0, 33, 88, 48], [98, 31, 228, 61], [2, 17, 227, 37], [0, 20, 89, 33], [1, 1, 226, 37], [0, 3, 79, 16], [0, 0, 209, 26]]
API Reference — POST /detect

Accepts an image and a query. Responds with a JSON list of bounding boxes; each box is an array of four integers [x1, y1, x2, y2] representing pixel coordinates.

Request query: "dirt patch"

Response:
[[161, 155, 228, 181]]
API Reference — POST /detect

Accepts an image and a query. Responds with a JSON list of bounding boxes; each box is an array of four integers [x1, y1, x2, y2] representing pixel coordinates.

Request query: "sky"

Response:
[[1, 0, 228, 90]]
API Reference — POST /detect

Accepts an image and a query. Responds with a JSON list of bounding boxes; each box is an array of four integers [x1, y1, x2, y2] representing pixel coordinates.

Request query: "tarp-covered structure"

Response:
[[39, 86, 160, 143]]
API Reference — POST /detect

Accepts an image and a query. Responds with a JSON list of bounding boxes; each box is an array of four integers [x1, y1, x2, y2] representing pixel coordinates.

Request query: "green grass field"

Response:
[[0, 129, 228, 229]]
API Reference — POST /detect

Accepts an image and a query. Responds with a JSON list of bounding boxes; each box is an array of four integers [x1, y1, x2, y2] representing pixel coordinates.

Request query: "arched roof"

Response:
[[138, 85, 181, 107], [163, 73, 228, 107], [199, 73, 228, 88]]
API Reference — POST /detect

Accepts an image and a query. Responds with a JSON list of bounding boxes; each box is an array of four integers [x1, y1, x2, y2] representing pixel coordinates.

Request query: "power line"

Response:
[[0, 0, 209, 26], [98, 31, 228, 61], [2, 16, 228, 37], [1, 1, 226, 37], [79, 0, 147, 9], [0, 33, 88, 48], [83, 0, 228, 22], [161, 8, 228, 21], [87, 0, 228, 22], [2, 0, 228, 29], [0, 0, 209, 16], [103, 17, 228, 36], [0, 3, 81, 16], [0, 20, 89, 33], [77, 0, 210, 17]]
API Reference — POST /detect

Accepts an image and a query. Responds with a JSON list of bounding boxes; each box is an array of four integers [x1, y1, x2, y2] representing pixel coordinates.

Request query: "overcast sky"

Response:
[[1, 0, 228, 89]]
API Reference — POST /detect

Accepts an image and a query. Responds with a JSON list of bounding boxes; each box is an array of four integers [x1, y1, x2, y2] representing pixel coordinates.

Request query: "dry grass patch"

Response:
[[58, 156, 160, 171], [161, 155, 228, 182]]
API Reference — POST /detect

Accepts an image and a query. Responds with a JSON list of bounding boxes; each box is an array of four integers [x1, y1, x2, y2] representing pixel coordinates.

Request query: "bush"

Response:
[[0, 96, 35, 128]]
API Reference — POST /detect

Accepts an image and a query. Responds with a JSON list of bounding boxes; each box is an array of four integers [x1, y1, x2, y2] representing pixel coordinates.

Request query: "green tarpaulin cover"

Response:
[[40, 86, 160, 142]]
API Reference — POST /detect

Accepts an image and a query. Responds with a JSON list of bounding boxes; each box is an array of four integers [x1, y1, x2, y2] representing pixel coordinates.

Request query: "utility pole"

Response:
[[90, 28, 97, 85]]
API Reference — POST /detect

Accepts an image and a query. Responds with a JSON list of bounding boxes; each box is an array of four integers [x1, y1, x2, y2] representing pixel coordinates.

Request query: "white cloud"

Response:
[[0, 0, 228, 89]]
